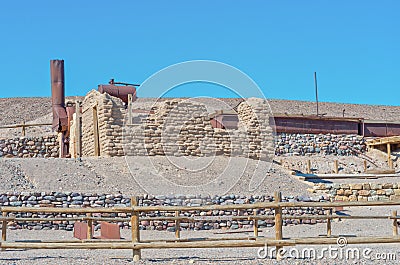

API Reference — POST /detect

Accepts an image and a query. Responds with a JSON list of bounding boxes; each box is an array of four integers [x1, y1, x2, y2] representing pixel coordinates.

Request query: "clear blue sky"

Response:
[[0, 1, 398, 105]]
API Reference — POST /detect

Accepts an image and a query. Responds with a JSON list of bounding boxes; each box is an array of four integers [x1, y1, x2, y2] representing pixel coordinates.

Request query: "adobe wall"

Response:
[[123, 98, 275, 160], [80, 90, 125, 157]]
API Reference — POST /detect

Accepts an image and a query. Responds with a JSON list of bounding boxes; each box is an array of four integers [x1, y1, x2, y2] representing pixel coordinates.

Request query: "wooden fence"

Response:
[[1, 192, 400, 261], [0, 122, 52, 136]]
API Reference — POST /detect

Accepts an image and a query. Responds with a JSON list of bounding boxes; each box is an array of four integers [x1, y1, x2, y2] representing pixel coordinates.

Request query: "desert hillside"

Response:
[[1, 96, 399, 128]]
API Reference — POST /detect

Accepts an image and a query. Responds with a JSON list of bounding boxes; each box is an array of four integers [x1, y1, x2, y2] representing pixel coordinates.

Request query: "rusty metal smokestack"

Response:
[[50, 60, 68, 132]]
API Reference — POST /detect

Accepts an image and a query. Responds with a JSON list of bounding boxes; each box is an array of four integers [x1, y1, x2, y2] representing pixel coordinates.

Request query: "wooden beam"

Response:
[[175, 211, 180, 239], [274, 192, 283, 260], [127, 94, 133, 125], [86, 213, 93, 240], [75, 100, 82, 158], [1, 211, 6, 241], [393, 210, 398, 237], [0, 123, 52, 129], [131, 197, 141, 261], [326, 209, 332, 237], [253, 209, 258, 237], [3, 236, 400, 250], [4, 200, 400, 216], [306, 160, 311, 174], [298, 172, 397, 179], [93, 105, 100, 156], [21, 121, 26, 136], [334, 160, 339, 174]]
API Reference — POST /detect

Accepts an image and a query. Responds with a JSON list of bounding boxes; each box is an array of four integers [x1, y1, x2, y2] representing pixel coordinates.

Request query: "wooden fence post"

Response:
[[274, 192, 283, 260], [392, 210, 398, 237], [253, 209, 258, 237], [75, 100, 82, 158], [93, 105, 100, 157], [175, 210, 180, 239], [389, 159, 394, 169], [363, 160, 367, 172], [306, 160, 311, 174], [86, 213, 93, 239], [1, 211, 7, 251], [21, 121, 26, 137], [128, 94, 133, 125], [326, 209, 332, 237], [131, 197, 141, 261], [334, 160, 339, 174]]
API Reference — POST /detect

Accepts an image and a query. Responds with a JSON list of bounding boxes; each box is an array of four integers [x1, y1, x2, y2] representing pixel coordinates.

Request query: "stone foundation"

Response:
[[313, 183, 400, 201], [275, 133, 366, 156], [0, 192, 328, 231], [0, 136, 59, 158]]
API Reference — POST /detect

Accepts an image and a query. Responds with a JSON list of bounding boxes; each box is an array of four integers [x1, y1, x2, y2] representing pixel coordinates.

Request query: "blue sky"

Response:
[[0, 1, 398, 105]]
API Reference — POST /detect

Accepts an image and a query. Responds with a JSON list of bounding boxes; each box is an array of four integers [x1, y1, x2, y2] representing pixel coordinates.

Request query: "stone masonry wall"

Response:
[[0, 192, 328, 231], [275, 133, 366, 156], [81, 90, 125, 157], [77, 92, 366, 159], [0, 136, 59, 158], [123, 98, 275, 160], [313, 183, 400, 201]]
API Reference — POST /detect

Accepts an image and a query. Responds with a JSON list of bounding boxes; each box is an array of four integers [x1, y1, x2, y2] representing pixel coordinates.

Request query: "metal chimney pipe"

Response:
[[50, 60, 68, 132]]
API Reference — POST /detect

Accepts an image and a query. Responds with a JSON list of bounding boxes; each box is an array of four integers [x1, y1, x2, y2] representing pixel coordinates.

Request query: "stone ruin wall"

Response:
[[74, 91, 365, 159], [80, 90, 125, 157], [123, 98, 275, 160]]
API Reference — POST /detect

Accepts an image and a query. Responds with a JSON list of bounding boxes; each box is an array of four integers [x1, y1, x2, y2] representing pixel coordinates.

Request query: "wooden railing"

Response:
[[1, 192, 400, 261], [0, 122, 52, 136]]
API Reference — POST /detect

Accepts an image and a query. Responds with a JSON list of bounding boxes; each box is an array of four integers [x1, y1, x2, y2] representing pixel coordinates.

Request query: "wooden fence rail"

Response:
[[0, 122, 52, 136], [1, 192, 400, 261]]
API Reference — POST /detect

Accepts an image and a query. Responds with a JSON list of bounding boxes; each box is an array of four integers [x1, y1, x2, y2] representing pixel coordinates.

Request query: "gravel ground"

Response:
[[1, 206, 400, 264], [0, 156, 311, 196]]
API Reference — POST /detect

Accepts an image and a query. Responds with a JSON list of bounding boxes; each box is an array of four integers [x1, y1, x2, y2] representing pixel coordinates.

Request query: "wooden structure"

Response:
[[0, 123, 52, 137], [1, 193, 400, 260], [366, 136, 400, 168]]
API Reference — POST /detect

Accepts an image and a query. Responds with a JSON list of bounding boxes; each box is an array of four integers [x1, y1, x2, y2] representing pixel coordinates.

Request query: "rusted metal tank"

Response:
[[50, 60, 68, 132], [98, 79, 137, 104]]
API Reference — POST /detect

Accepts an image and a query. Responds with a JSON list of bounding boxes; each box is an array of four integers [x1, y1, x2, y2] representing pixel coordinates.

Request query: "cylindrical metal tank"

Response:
[[98, 84, 137, 104]]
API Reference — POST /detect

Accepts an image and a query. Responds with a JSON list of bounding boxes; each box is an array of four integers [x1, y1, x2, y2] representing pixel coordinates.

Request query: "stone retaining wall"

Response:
[[0, 136, 59, 158], [313, 183, 400, 201], [275, 133, 366, 156], [0, 192, 328, 231]]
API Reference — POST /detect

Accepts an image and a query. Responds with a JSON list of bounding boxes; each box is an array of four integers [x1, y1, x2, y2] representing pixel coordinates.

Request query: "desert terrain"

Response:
[[1, 97, 400, 264]]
